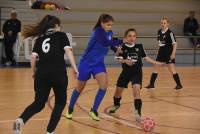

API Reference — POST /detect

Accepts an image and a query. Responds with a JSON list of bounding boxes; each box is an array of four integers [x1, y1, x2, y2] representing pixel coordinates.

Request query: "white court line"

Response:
[[0, 86, 200, 93], [78, 105, 200, 129], [143, 113, 200, 117], [2, 112, 198, 124], [142, 86, 200, 89], [0, 116, 90, 124]]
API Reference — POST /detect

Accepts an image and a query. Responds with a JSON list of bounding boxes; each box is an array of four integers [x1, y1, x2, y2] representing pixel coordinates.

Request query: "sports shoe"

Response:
[[89, 109, 100, 121], [108, 105, 120, 114], [175, 85, 183, 90], [13, 118, 24, 134], [65, 108, 73, 119], [46, 132, 54, 134], [5, 61, 12, 66], [145, 84, 155, 89], [134, 110, 141, 124]]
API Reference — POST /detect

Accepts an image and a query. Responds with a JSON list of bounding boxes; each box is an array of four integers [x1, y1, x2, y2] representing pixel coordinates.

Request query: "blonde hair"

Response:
[[161, 17, 170, 23], [11, 9, 17, 15]]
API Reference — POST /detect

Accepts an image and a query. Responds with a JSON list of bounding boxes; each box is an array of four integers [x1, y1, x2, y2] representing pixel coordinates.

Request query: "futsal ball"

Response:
[[140, 117, 155, 132]]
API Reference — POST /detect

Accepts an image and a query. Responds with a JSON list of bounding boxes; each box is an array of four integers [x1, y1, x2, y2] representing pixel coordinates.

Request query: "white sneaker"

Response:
[[13, 118, 24, 134], [5, 61, 12, 66], [47, 132, 55, 134], [134, 110, 141, 124]]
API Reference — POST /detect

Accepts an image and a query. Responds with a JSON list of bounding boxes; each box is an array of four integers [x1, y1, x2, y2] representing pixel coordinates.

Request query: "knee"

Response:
[[76, 87, 84, 93], [169, 69, 176, 74], [99, 82, 108, 90], [55, 96, 67, 108], [99, 85, 108, 90], [134, 95, 141, 99], [59, 100, 67, 107], [32, 102, 46, 113], [133, 87, 141, 99], [76, 83, 86, 93], [55, 101, 66, 111]]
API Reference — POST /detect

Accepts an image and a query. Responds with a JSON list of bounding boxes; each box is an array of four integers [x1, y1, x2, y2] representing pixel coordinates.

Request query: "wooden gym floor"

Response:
[[0, 67, 200, 134]]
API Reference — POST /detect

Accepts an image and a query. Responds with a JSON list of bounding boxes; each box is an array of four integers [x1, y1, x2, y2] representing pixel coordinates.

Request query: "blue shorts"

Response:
[[77, 61, 106, 81]]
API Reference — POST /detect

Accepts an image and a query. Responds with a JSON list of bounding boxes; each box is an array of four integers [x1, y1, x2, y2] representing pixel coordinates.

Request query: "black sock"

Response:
[[114, 97, 121, 107], [173, 73, 182, 86], [134, 99, 142, 116], [150, 73, 158, 86]]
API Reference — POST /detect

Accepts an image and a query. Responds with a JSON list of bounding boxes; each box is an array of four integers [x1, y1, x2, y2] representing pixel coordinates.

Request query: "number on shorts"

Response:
[[42, 38, 50, 53]]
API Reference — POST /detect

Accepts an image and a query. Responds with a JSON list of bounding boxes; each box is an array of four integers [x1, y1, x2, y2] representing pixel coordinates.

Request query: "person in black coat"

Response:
[[183, 11, 200, 47], [2, 10, 21, 66]]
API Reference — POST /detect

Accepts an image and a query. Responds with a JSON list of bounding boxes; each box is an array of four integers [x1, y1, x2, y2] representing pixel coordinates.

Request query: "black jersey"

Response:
[[32, 30, 71, 74], [2, 18, 21, 36], [157, 29, 176, 60], [116, 43, 147, 69]]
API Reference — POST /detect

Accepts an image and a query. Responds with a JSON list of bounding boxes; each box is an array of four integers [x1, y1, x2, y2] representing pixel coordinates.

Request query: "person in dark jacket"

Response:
[[2, 9, 21, 66], [183, 11, 200, 47]]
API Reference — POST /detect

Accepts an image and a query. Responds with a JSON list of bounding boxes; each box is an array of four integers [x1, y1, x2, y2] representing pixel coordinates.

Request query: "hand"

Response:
[[125, 59, 135, 66], [170, 54, 175, 60], [32, 73, 35, 79], [123, 38, 128, 43], [73, 68, 79, 78], [8, 31, 12, 36], [118, 58, 124, 63], [157, 62, 164, 66], [116, 47, 123, 55]]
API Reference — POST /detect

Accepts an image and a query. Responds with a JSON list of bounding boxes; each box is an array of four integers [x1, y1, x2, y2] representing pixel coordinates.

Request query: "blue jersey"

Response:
[[80, 27, 123, 65]]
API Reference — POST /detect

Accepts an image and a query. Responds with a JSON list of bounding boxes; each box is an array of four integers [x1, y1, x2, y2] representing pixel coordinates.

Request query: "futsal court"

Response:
[[0, 67, 199, 134]]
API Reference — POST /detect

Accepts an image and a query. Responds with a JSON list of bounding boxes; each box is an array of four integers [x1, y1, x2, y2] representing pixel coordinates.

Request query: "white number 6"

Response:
[[42, 38, 50, 53]]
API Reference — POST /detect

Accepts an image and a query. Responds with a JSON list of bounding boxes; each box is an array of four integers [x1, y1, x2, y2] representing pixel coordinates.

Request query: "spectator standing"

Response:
[[2, 9, 21, 66]]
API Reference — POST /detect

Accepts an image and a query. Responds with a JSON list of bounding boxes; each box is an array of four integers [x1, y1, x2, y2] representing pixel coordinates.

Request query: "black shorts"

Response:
[[116, 67, 142, 88], [156, 47, 175, 64], [156, 56, 175, 64]]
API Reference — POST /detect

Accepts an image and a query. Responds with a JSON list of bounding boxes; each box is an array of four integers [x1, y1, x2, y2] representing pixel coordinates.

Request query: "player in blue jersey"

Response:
[[65, 14, 124, 121]]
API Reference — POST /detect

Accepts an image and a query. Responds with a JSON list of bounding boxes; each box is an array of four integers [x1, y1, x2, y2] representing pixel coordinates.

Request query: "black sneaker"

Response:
[[175, 85, 183, 90], [109, 105, 120, 114], [145, 84, 155, 89]]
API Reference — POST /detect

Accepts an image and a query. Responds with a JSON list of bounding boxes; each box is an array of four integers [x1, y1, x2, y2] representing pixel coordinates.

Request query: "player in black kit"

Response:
[[145, 17, 183, 90], [13, 15, 78, 134], [108, 28, 163, 123]]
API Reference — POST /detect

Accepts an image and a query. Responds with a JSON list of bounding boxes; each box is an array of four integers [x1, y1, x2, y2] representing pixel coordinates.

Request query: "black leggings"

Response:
[[4, 36, 17, 62], [19, 73, 68, 132]]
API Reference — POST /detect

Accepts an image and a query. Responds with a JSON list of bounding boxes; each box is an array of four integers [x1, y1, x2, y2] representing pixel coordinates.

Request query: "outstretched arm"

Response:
[[171, 43, 177, 60], [144, 57, 163, 65]]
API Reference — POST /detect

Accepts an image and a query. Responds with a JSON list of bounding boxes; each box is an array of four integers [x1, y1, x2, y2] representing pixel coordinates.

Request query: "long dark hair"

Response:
[[93, 14, 114, 30], [23, 15, 61, 38]]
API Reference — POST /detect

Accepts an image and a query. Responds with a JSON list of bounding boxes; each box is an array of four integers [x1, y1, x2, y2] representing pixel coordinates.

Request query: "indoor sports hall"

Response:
[[0, 0, 200, 134]]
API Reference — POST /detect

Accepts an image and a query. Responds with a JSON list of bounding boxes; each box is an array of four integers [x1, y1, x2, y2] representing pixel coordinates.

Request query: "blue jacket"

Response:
[[80, 27, 123, 65]]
